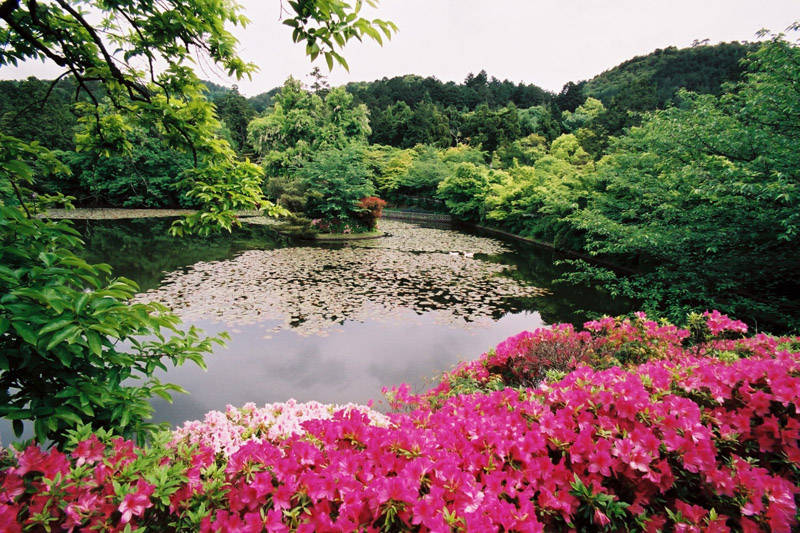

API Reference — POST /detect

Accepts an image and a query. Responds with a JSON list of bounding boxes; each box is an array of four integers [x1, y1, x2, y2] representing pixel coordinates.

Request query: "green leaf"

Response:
[[12, 321, 37, 344], [152, 388, 173, 402], [4, 159, 33, 181], [87, 330, 102, 356], [38, 318, 75, 336], [55, 408, 83, 426], [45, 325, 81, 351], [34, 419, 47, 442], [75, 293, 90, 314]]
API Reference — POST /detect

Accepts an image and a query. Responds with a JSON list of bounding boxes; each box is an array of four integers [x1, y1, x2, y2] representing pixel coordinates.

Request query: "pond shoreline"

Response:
[[382, 208, 637, 275], [45, 207, 636, 275], [42, 208, 264, 219], [459, 222, 638, 275], [382, 209, 454, 224]]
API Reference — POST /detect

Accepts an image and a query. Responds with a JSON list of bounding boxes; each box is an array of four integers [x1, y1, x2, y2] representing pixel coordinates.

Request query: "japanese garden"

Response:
[[0, 0, 798, 531]]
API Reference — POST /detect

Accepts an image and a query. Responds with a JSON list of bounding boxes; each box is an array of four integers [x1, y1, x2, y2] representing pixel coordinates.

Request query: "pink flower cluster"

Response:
[[172, 399, 392, 456], [0, 435, 156, 532], [200, 346, 800, 532], [703, 309, 749, 336], [1, 311, 798, 532], [391, 313, 695, 407]]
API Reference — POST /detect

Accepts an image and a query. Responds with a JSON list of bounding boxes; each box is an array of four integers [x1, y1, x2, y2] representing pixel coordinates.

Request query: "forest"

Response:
[[1, 0, 799, 530], [2, 39, 794, 330]]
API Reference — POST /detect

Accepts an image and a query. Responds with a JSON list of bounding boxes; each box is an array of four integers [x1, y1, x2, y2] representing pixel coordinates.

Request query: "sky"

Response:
[[4, 0, 798, 96]]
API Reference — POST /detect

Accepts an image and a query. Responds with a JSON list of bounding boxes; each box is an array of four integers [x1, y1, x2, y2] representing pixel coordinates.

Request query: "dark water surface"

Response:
[[2, 217, 628, 442]]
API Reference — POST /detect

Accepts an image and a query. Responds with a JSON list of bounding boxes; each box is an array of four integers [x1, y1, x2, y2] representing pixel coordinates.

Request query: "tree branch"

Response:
[[8, 175, 32, 218], [0, 6, 69, 68], [0, 0, 18, 19], [53, 0, 151, 102], [115, 8, 172, 100]]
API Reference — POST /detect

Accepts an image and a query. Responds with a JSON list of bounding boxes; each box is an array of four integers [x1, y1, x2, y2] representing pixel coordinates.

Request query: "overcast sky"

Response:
[[4, 0, 798, 96]]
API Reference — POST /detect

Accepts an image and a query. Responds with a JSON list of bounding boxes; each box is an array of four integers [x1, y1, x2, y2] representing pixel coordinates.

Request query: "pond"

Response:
[[2, 216, 629, 442]]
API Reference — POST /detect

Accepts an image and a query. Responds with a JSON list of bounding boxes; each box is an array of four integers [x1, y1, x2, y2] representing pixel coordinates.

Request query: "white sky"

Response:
[[3, 0, 798, 96]]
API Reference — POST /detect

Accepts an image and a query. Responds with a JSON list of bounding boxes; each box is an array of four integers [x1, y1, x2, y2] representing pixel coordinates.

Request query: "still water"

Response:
[[3, 217, 627, 441]]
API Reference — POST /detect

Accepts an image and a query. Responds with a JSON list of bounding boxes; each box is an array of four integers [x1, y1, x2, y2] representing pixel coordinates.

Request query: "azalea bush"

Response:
[[0, 425, 223, 532], [1, 311, 799, 531], [172, 400, 392, 456], [405, 310, 744, 406]]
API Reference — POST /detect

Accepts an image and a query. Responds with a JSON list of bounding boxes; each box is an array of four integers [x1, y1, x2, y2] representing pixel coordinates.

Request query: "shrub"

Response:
[[0, 207, 221, 445], [356, 196, 387, 229], [0, 425, 224, 531], [298, 145, 375, 228], [435, 162, 491, 221], [2, 312, 798, 532]]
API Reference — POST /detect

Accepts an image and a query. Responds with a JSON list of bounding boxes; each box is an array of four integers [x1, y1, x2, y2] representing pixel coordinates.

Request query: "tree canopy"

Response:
[[0, 0, 395, 232], [0, 0, 396, 443]]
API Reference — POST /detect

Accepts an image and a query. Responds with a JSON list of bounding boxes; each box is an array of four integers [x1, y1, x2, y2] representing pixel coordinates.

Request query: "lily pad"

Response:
[[134, 220, 548, 336]]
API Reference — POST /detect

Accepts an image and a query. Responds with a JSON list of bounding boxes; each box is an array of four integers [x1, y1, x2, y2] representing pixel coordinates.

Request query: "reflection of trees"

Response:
[[136, 243, 547, 336], [74, 218, 283, 291], [480, 240, 633, 326], [73, 218, 627, 328]]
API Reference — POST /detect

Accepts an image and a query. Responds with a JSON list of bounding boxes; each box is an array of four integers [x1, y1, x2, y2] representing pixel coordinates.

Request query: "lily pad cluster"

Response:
[[135, 221, 546, 336], [349, 220, 509, 254]]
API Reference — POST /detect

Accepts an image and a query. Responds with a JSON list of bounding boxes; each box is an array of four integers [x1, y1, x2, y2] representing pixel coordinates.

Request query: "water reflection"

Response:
[[134, 221, 547, 336], [148, 311, 545, 425], [1, 217, 629, 441], [74, 218, 286, 291]]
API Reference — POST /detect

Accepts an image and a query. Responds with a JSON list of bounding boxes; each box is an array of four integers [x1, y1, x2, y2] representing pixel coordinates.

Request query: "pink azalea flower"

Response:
[[118, 479, 155, 524]]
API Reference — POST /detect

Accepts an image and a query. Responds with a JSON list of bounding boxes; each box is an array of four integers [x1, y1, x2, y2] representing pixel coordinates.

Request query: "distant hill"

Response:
[[199, 80, 278, 113], [0, 43, 763, 153], [582, 41, 757, 109], [345, 70, 551, 111], [239, 72, 551, 116], [200, 80, 233, 100], [247, 87, 281, 113], [218, 43, 756, 119]]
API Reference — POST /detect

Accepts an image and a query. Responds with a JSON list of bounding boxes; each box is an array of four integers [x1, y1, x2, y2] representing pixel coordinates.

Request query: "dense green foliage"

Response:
[[427, 36, 800, 332], [437, 163, 495, 222], [0, 77, 85, 151], [212, 87, 257, 153], [0, 206, 221, 444], [583, 42, 754, 108], [0, 0, 395, 445], [0, 42, 758, 212], [248, 79, 371, 175], [297, 145, 375, 229], [568, 39, 800, 328], [249, 80, 377, 231], [63, 131, 197, 208]]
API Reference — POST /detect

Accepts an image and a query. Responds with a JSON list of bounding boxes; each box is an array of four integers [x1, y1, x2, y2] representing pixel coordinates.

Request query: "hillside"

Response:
[[582, 41, 757, 109], [344, 70, 551, 110], [0, 42, 765, 154]]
